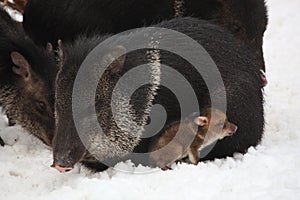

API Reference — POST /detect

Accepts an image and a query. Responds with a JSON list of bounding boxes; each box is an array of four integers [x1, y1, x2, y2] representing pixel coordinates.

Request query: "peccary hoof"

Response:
[[8, 118, 16, 127], [0, 137, 4, 146]]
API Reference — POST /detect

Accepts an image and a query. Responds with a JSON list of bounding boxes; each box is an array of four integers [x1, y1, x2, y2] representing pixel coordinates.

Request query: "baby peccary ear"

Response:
[[10, 51, 31, 82], [194, 116, 208, 127], [101, 45, 126, 74]]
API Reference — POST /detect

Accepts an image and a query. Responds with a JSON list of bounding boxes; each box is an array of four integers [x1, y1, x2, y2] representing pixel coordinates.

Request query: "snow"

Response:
[[1, 0, 300, 199]]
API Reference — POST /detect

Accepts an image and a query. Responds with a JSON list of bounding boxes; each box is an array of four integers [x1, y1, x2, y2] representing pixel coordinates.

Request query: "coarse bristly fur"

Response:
[[0, 7, 57, 145], [133, 17, 264, 166]]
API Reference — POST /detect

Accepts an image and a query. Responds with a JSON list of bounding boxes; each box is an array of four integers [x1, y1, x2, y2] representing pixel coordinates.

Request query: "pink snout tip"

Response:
[[51, 164, 73, 173]]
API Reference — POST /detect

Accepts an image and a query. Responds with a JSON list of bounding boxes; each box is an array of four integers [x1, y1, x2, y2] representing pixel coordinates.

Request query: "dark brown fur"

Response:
[[0, 7, 57, 146]]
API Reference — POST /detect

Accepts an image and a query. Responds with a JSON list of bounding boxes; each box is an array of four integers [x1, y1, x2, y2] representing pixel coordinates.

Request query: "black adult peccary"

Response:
[[0, 7, 57, 146], [23, 0, 268, 71], [52, 34, 162, 172], [52, 17, 264, 172]]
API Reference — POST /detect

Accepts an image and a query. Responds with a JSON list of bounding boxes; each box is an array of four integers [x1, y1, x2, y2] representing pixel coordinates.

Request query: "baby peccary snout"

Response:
[[149, 108, 238, 170]]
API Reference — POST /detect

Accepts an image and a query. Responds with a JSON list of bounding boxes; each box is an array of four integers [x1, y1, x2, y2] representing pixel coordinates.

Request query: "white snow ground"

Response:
[[1, 0, 300, 199]]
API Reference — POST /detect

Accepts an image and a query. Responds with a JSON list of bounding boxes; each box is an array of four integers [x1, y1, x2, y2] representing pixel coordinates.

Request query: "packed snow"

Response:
[[1, 0, 300, 199]]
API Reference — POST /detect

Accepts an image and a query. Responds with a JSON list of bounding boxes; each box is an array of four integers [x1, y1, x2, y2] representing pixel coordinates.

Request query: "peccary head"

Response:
[[52, 36, 134, 171], [195, 108, 238, 148], [0, 7, 57, 145]]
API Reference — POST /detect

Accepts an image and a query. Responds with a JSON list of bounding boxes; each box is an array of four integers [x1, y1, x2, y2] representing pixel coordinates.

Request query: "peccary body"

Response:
[[149, 108, 238, 169], [52, 17, 264, 172], [0, 7, 57, 145], [23, 0, 268, 71]]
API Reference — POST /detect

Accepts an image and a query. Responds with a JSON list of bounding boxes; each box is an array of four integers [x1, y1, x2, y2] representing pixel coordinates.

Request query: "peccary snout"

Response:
[[51, 164, 73, 173], [52, 120, 87, 172]]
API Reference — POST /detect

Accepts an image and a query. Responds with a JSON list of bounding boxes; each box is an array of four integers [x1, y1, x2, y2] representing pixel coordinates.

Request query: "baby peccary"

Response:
[[149, 109, 237, 170]]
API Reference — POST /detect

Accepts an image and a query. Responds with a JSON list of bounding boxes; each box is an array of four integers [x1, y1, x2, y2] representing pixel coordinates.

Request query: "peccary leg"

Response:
[[188, 148, 199, 165], [0, 136, 4, 146], [152, 143, 184, 169], [6, 112, 16, 126], [161, 166, 172, 171], [8, 117, 16, 126]]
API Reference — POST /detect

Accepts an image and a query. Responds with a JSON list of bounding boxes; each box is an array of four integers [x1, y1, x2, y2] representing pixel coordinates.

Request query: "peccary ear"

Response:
[[101, 45, 126, 74], [46, 42, 54, 54], [10, 51, 31, 82], [194, 116, 208, 127]]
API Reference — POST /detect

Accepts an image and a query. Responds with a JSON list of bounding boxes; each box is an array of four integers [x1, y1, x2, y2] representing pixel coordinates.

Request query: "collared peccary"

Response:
[[23, 0, 268, 71], [52, 34, 162, 172], [52, 17, 264, 172], [0, 7, 57, 146], [149, 108, 238, 170]]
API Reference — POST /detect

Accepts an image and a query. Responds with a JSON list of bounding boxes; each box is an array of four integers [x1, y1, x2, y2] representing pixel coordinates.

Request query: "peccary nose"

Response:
[[260, 69, 268, 87], [262, 76, 268, 87], [51, 164, 73, 173]]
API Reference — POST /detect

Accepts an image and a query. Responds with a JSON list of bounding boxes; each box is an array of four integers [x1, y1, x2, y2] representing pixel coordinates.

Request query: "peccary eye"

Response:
[[36, 101, 47, 112], [217, 121, 224, 127], [12, 65, 20, 70]]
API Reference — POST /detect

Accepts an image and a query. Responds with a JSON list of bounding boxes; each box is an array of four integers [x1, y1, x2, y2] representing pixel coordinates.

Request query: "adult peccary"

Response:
[[52, 34, 162, 172], [23, 0, 268, 71], [52, 17, 264, 172], [0, 7, 57, 146]]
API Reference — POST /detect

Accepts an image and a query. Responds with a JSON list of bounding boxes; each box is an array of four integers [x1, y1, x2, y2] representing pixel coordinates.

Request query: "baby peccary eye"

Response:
[[217, 121, 224, 127]]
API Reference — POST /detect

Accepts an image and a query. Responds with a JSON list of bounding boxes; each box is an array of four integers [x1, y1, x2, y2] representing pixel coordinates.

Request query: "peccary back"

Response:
[[23, 0, 268, 70]]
